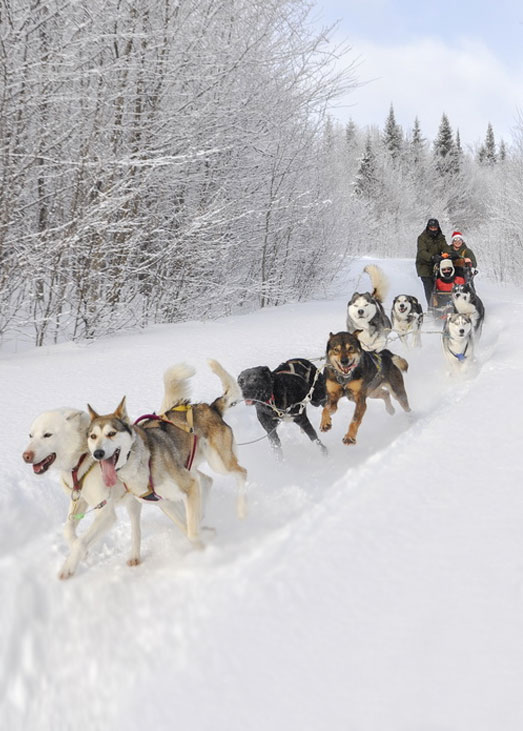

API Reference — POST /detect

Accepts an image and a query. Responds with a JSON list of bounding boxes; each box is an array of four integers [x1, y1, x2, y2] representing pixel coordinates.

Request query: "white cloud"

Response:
[[328, 36, 523, 145]]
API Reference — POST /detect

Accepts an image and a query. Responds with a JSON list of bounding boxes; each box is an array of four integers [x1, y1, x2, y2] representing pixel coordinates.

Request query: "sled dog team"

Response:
[[22, 264, 483, 579]]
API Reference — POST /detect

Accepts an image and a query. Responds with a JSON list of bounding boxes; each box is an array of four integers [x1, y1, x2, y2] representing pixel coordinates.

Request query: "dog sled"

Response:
[[430, 254, 478, 315]]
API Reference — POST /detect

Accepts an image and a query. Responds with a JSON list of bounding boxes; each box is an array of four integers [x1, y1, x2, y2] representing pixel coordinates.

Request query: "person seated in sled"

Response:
[[449, 231, 478, 281], [434, 256, 465, 294]]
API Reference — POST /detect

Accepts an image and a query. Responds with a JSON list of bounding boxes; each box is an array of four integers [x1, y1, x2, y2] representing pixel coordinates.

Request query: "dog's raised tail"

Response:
[[208, 359, 242, 415], [364, 264, 389, 303], [392, 354, 409, 372], [160, 363, 195, 413]]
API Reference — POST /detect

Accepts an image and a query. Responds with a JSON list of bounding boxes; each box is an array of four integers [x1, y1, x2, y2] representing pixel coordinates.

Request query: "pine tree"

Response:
[[408, 117, 426, 166], [483, 122, 497, 165], [382, 104, 402, 159], [345, 119, 358, 148], [476, 144, 486, 164], [433, 113, 455, 176], [354, 135, 379, 197], [453, 129, 464, 172], [412, 117, 424, 147], [499, 139, 507, 161]]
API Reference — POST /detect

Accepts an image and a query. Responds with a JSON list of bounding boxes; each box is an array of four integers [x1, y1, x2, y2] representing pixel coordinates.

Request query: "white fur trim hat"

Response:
[[439, 259, 455, 276]]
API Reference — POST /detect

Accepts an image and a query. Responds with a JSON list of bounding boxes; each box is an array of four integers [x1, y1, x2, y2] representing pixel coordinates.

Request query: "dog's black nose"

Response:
[[93, 449, 105, 460], [459, 329, 465, 335], [357, 309, 364, 316]]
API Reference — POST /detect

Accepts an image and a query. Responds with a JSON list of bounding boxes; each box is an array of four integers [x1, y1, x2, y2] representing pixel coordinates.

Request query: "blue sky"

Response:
[[312, 0, 523, 146]]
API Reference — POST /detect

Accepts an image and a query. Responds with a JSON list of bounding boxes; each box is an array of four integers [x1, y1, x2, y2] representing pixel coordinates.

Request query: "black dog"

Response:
[[237, 358, 328, 456]]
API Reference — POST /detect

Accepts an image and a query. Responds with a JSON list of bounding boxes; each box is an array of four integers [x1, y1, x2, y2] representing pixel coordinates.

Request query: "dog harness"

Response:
[[131, 406, 198, 502], [263, 360, 323, 418], [445, 338, 470, 362], [63, 453, 107, 521]]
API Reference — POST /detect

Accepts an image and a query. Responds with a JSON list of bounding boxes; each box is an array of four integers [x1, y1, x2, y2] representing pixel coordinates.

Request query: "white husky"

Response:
[[23, 408, 142, 579], [442, 312, 475, 374]]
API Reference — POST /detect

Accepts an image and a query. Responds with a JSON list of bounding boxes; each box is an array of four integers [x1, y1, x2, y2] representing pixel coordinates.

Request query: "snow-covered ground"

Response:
[[2, 258, 523, 731]]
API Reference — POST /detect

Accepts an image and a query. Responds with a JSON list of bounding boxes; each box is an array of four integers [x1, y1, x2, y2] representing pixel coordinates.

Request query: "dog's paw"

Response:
[[236, 493, 248, 519], [316, 440, 329, 456], [319, 421, 332, 432], [270, 445, 284, 462], [190, 538, 206, 551], [58, 565, 75, 580], [342, 435, 356, 445], [127, 557, 141, 567]]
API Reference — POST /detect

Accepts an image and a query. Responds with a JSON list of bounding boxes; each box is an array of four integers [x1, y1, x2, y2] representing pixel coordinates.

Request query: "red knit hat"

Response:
[[451, 231, 463, 241]]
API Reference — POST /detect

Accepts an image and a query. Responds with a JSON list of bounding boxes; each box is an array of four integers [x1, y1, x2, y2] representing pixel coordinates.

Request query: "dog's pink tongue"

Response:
[[100, 458, 118, 487]]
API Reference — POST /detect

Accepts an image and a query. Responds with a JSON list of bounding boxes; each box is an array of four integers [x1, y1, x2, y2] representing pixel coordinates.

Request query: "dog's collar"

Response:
[[71, 453, 88, 490], [64, 453, 95, 499], [449, 341, 470, 361]]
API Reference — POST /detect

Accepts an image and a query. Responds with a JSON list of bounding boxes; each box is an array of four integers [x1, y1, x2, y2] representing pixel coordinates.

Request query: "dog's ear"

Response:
[[66, 409, 86, 422], [115, 396, 128, 421], [87, 404, 99, 421]]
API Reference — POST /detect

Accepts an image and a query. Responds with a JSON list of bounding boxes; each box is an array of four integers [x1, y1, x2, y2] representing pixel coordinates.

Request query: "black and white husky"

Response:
[[442, 312, 475, 374], [391, 294, 423, 348], [346, 264, 391, 352], [452, 283, 485, 338]]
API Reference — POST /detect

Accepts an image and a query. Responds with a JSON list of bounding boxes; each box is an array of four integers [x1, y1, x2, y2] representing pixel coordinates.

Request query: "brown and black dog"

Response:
[[320, 331, 411, 445]]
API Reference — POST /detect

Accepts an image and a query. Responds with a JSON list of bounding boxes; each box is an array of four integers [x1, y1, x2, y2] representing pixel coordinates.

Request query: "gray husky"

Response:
[[442, 312, 475, 374], [87, 360, 247, 551]]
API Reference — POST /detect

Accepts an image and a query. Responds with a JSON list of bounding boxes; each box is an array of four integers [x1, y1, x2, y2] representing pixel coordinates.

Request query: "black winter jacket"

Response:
[[416, 230, 450, 278]]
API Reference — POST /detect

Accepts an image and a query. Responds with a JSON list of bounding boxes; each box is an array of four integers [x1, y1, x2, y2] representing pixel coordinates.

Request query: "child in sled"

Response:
[[431, 256, 465, 312]]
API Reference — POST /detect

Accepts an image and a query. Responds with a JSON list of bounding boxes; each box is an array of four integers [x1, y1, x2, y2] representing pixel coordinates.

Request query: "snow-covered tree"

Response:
[[382, 104, 403, 159], [433, 114, 456, 176]]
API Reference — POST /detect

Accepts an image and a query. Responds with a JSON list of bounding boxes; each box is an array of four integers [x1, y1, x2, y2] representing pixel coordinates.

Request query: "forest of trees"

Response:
[[0, 0, 521, 347]]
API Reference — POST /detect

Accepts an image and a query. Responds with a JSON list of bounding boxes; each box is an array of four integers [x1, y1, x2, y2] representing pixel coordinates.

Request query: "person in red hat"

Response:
[[450, 231, 477, 275]]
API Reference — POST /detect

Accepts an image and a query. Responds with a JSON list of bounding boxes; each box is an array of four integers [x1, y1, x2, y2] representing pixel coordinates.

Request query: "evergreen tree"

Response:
[[433, 113, 455, 176], [499, 139, 507, 161], [408, 116, 426, 166], [453, 129, 464, 172], [354, 135, 379, 197], [412, 117, 424, 147], [345, 119, 358, 148], [476, 144, 486, 164], [382, 104, 402, 159], [483, 122, 497, 165]]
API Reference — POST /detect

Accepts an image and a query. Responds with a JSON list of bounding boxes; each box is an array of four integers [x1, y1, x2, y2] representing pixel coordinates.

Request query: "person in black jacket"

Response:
[[415, 218, 451, 306]]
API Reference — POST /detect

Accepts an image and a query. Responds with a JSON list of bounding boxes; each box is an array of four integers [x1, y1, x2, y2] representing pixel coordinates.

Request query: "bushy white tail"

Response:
[[208, 359, 242, 415], [160, 363, 195, 412], [364, 264, 389, 303]]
